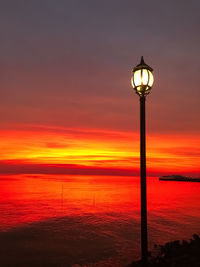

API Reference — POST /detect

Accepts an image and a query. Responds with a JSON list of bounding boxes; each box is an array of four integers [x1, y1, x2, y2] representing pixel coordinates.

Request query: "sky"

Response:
[[0, 0, 200, 176]]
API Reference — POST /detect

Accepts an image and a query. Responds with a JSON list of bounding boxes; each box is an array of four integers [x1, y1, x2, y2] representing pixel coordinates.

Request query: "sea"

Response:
[[0, 174, 200, 266]]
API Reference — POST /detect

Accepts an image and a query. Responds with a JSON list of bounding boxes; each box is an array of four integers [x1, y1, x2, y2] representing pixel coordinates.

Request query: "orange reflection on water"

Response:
[[1, 173, 200, 240], [0, 174, 140, 229]]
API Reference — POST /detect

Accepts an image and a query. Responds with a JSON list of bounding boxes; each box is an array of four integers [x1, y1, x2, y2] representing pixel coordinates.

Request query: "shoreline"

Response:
[[159, 178, 200, 182], [159, 175, 200, 182]]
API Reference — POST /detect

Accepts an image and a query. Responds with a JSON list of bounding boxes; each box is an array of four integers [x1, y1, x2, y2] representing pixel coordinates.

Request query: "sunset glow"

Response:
[[1, 2, 200, 266], [0, 124, 199, 176]]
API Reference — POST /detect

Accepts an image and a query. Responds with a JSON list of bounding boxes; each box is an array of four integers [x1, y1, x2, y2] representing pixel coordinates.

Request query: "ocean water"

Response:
[[0, 174, 200, 266]]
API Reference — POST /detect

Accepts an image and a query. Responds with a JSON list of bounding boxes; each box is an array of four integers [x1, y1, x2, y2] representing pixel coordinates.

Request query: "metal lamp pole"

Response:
[[140, 95, 147, 263], [131, 57, 154, 264]]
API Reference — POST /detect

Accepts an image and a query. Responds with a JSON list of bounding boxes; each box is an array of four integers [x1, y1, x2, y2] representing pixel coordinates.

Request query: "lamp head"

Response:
[[131, 56, 154, 97]]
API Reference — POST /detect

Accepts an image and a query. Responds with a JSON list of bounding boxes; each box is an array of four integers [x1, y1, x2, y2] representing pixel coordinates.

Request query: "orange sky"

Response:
[[0, 124, 199, 177], [0, 2, 200, 177]]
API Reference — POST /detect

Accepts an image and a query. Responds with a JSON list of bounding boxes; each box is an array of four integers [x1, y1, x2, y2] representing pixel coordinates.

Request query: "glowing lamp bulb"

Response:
[[131, 56, 154, 96]]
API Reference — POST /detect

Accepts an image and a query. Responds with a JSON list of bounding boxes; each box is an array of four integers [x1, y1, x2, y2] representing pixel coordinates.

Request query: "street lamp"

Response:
[[131, 56, 154, 264]]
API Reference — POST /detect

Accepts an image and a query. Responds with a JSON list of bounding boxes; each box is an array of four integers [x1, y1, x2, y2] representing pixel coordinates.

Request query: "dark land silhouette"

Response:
[[130, 234, 200, 267]]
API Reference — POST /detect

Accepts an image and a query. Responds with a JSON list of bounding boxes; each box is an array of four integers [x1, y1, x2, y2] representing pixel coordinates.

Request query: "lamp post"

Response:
[[131, 56, 154, 264]]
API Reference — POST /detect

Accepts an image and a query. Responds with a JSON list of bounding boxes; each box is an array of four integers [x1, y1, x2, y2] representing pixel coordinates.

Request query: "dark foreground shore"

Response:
[[129, 234, 200, 267]]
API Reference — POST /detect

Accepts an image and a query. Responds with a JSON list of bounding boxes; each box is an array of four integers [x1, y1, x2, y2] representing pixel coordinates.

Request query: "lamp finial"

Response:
[[140, 56, 145, 65]]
